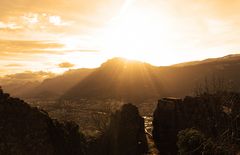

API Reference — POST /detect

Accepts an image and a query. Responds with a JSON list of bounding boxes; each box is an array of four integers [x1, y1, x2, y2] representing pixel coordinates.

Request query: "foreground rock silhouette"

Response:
[[0, 88, 149, 155], [153, 93, 240, 154], [90, 103, 148, 155], [0, 88, 86, 155]]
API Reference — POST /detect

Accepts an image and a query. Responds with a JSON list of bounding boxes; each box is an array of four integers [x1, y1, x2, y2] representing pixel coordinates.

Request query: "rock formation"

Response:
[[96, 103, 148, 155], [0, 88, 86, 155], [152, 93, 240, 154], [152, 98, 181, 154]]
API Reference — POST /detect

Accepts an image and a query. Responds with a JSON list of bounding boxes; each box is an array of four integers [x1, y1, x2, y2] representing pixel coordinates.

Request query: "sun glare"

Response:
[[100, 4, 175, 65], [59, 37, 80, 50]]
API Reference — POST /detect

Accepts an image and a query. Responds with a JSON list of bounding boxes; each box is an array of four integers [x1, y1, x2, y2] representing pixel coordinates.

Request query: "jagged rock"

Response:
[[0, 90, 86, 155], [152, 93, 240, 154], [99, 103, 148, 155], [152, 98, 181, 154]]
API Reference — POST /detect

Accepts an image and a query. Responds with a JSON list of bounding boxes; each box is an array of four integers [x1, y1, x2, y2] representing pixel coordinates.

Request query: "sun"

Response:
[[54, 1, 186, 67], [99, 3, 177, 65]]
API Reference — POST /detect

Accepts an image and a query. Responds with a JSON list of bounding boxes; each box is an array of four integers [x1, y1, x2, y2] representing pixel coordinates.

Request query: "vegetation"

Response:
[[177, 128, 212, 154], [177, 128, 231, 155], [0, 87, 86, 155], [153, 91, 240, 154]]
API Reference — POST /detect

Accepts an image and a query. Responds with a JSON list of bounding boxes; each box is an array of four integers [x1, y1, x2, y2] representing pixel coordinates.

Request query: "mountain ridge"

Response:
[[1, 54, 240, 100], [61, 54, 240, 101]]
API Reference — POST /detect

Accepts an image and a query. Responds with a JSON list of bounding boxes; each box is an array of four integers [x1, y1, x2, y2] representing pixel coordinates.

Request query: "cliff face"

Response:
[[96, 103, 148, 155], [0, 89, 86, 155], [152, 98, 181, 154], [152, 94, 240, 154]]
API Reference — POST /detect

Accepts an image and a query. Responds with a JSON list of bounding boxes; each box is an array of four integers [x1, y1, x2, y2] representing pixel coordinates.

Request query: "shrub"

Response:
[[177, 128, 210, 155]]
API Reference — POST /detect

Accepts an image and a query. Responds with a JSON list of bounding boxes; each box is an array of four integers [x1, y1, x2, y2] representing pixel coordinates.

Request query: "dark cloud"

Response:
[[58, 62, 75, 68]]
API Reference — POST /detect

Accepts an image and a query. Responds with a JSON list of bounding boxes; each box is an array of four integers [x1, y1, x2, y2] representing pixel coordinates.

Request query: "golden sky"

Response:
[[1, 0, 240, 75]]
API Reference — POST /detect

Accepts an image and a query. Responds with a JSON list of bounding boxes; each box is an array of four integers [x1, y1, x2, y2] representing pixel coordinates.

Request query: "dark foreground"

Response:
[[1, 88, 240, 154]]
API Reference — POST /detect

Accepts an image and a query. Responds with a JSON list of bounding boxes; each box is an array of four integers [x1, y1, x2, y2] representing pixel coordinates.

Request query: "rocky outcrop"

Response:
[[0, 88, 86, 155], [152, 93, 240, 154], [97, 103, 148, 155], [152, 98, 181, 154]]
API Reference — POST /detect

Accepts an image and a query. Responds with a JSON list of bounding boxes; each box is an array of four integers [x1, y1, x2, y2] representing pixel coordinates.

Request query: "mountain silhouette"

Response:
[[18, 68, 94, 99], [61, 55, 240, 101], [62, 58, 166, 102], [172, 54, 240, 67], [2, 54, 240, 101]]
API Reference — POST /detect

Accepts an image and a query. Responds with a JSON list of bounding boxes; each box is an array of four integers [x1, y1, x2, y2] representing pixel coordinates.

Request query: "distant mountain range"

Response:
[[0, 69, 94, 99], [1, 54, 240, 101], [172, 54, 240, 67], [24, 68, 94, 98]]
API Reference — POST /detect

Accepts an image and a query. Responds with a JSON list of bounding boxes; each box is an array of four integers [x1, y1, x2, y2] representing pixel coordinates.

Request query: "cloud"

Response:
[[63, 50, 99, 53], [0, 13, 73, 33], [0, 39, 100, 62], [0, 0, 124, 31], [0, 39, 64, 54], [4, 71, 55, 81], [0, 71, 56, 87], [4, 63, 24, 67], [0, 21, 22, 30], [58, 62, 75, 68]]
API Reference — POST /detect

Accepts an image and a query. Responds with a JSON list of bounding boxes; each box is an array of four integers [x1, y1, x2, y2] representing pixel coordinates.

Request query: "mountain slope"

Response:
[[3, 54, 240, 101], [0, 71, 55, 98], [172, 54, 240, 67], [62, 55, 240, 101], [156, 54, 240, 96], [24, 68, 94, 98], [62, 58, 167, 102]]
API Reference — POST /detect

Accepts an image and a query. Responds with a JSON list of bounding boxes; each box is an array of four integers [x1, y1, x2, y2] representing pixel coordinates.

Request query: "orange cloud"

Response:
[[0, 39, 64, 54], [4, 71, 55, 81], [0, 0, 124, 30], [58, 62, 75, 68], [4, 64, 24, 67]]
